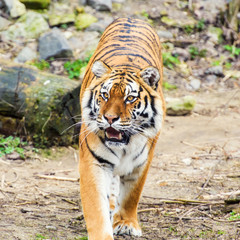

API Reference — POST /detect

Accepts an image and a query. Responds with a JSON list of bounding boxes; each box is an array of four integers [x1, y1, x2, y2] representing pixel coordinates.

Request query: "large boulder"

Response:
[[0, 59, 80, 146]]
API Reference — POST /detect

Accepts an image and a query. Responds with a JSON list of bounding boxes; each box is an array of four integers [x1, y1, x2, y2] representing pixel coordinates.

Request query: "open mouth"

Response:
[[105, 127, 129, 144]]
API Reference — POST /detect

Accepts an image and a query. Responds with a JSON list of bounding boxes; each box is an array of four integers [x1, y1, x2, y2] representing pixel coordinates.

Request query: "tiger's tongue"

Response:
[[106, 127, 122, 140]]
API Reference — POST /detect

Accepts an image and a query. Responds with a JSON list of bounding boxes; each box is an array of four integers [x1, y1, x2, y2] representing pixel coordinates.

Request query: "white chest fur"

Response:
[[113, 135, 149, 177]]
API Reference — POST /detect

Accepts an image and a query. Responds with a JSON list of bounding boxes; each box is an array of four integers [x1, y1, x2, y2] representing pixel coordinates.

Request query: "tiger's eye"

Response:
[[102, 92, 108, 99], [126, 96, 136, 102]]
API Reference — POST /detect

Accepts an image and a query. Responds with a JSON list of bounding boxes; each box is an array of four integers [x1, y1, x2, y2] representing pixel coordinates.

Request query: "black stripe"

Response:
[[106, 52, 152, 66], [85, 138, 114, 168], [99, 136, 119, 158], [133, 144, 147, 161]]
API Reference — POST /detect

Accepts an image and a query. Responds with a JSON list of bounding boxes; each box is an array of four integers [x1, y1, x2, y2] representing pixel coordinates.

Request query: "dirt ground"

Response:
[[0, 90, 239, 240]]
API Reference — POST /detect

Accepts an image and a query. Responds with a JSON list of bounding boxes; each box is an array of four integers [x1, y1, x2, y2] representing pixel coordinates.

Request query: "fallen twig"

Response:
[[202, 190, 240, 201], [180, 141, 207, 150], [142, 196, 223, 205], [195, 159, 222, 199], [36, 174, 79, 182], [138, 208, 161, 213], [62, 198, 78, 206]]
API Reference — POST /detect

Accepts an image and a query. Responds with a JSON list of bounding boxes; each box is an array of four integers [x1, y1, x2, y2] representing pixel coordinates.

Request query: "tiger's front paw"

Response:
[[113, 219, 142, 236]]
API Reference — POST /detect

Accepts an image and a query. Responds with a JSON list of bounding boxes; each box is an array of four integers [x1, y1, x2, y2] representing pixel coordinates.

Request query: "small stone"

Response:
[[10, 0, 26, 18], [207, 26, 223, 44], [166, 96, 196, 116], [172, 47, 190, 61], [7, 152, 21, 160], [38, 28, 73, 60], [161, 16, 177, 27], [181, 158, 192, 166], [148, 7, 161, 19], [14, 46, 37, 63], [205, 66, 224, 76], [45, 225, 57, 231], [87, 0, 112, 11], [157, 30, 173, 39], [205, 75, 217, 86], [189, 78, 201, 91]]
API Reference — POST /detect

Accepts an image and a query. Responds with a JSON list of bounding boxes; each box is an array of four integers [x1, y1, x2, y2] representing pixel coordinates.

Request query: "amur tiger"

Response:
[[79, 17, 165, 239]]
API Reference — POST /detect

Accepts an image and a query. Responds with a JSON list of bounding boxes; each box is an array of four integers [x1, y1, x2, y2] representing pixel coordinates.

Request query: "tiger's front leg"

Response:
[[79, 147, 114, 240], [113, 161, 151, 236]]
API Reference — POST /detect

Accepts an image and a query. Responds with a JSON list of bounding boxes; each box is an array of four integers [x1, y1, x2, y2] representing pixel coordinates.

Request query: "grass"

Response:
[[162, 52, 180, 69], [64, 54, 92, 79], [183, 19, 205, 34], [0, 135, 27, 159], [30, 60, 50, 71], [189, 46, 207, 60], [163, 81, 177, 90], [224, 45, 240, 57], [228, 211, 240, 221]]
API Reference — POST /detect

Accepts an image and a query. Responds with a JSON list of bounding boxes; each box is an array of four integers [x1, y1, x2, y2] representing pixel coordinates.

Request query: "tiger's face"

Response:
[[82, 60, 164, 148]]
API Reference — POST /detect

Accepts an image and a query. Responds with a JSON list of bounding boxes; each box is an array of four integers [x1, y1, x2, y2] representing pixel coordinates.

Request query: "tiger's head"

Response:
[[81, 60, 164, 148]]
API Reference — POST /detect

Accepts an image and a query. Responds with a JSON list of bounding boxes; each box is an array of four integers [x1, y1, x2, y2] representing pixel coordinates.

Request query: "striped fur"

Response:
[[79, 18, 165, 240]]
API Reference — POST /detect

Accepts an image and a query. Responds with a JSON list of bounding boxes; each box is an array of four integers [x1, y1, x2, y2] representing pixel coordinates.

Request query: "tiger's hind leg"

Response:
[[113, 164, 150, 236]]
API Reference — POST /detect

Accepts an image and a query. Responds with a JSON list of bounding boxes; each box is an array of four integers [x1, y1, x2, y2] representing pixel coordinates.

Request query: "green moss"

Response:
[[20, 0, 50, 9], [75, 13, 98, 30]]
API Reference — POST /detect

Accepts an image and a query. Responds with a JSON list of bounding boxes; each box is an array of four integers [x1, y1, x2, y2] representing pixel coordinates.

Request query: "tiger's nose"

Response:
[[104, 114, 119, 124]]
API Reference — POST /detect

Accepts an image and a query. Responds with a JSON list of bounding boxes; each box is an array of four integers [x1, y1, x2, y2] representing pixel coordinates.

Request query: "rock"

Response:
[[87, 0, 112, 11], [19, 0, 50, 9], [205, 75, 217, 86], [10, 0, 26, 18], [1, 11, 49, 42], [166, 96, 196, 116], [2, 0, 13, 13], [14, 46, 37, 63], [157, 30, 173, 39], [172, 47, 190, 61], [48, 2, 75, 27], [68, 31, 100, 59], [0, 16, 11, 30], [49, 14, 75, 27], [75, 13, 98, 30], [148, 7, 161, 19], [181, 158, 192, 166], [205, 66, 224, 76], [189, 78, 201, 91], [45, 225, 57, 231], [161, 11, 197, 28], [86, 16, 114, 32], [194, 0, 226, 24], [7, 152, 21, 160], [38, 28, 73, 60], [207, 26, 223, 44], [0, 59, 80, 146], [161, 16, 177, 27]]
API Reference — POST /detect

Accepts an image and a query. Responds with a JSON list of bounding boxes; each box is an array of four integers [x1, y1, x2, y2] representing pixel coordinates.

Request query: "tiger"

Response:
[[79, 17, 165, 240]]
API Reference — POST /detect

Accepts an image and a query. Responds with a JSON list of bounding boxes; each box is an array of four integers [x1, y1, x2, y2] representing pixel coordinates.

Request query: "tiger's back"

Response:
[[79, 18, 165, 240], [80, 17, 164, 99]]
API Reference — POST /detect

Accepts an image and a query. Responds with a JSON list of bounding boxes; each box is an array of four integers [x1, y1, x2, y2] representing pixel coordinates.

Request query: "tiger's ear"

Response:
[[92, 60, 111, 78], [139, 66, 160, 90]]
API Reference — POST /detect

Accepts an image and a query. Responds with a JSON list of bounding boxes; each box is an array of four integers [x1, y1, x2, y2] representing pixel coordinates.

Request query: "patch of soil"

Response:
[[0, 90, 239, 240]]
